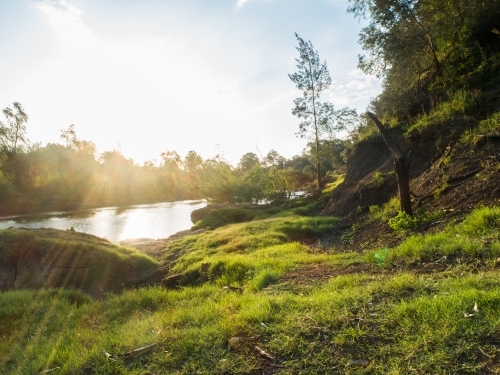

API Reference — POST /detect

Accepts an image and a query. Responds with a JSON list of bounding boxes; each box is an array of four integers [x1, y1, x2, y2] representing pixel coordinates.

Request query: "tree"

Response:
[[184, 151, 203, 173], [348, 0, 500, 120], [60, 124, 96, 157], [237, 152, 260, 172], [263, 149, 285, 168], [0, 102, 40, 188], [289, 33, 334, 189], [367, 112, 413, 215], [0, 102, 30, 155]]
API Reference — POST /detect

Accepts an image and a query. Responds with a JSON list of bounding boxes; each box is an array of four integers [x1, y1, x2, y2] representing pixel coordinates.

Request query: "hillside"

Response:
[[1, 86, 499, 373]]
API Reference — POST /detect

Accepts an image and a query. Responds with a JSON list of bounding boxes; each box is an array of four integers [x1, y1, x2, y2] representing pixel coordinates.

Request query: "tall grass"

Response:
[[382, 206, 500, 263], [2, 271, 500, 373], [407, 89, 480, 133], [461, 112, 500, 143]]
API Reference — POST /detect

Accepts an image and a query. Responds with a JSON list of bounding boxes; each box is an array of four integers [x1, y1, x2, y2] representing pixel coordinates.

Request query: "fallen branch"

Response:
[[104, 342, 159, 361], [39, 368, 61, 374], [255, 346, 275, 361], [446, 168, 484, 184]]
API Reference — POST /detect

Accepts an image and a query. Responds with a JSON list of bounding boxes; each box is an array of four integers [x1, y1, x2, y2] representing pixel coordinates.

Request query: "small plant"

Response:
[[434, 182, 449, 199], [372, 171, 385, 187], [374, 247, 389, 266], [341, 223, 358, 244]]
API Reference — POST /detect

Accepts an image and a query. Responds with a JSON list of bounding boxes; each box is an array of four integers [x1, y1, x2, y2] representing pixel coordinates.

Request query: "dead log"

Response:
[[367, 112, 413, 215]]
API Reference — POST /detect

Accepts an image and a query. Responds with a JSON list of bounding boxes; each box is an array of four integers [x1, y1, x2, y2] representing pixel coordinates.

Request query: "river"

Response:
[[0, 200, 207, 243]]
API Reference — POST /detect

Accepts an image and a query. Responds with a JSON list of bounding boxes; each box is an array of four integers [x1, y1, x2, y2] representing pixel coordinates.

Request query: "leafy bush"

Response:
[[388, 210, 443, 233]]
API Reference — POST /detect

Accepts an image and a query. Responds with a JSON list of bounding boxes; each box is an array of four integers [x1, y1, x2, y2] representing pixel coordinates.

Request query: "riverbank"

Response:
[[2, 197, 500, 373]]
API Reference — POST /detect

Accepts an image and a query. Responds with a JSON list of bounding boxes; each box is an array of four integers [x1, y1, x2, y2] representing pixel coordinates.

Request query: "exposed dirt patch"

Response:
[[322, 126, 437, 219], [410, 138, 500, 212], [279, 263, 378, 286]]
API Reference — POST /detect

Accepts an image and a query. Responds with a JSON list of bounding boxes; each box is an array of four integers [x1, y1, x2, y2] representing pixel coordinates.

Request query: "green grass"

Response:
[[369, 196, 400, 222], [461, 112, 500, 144], [0, 229, 157, 295], [1, 206, 500, 374], [192, 206, 279, 230], [379, 206, 500, 264], [192, 194, 331, 230], [406, 89, 481, 134], [2, 270, 500, 373], [169, 215, 340, 278]]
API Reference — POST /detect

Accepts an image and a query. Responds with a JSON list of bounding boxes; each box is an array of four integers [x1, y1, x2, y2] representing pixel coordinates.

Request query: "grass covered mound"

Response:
[[1, 206, 500, 373], [0, 228, 158, 297], [165, 214, 340, 288]]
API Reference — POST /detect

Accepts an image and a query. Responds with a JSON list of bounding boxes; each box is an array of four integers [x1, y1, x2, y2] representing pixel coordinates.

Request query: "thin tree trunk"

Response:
[[366, 112, 413, 215], [308, 57, 322, 189], [315, 134, 321, 189]]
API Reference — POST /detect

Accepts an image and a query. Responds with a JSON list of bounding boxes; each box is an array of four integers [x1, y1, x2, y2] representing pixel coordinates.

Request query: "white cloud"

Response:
[[216, 80, 240, 95], [37, 0, 93, 46], [237, 0, 250, 7], [237, 0, 274, 8], [327, 69, 380, 110]]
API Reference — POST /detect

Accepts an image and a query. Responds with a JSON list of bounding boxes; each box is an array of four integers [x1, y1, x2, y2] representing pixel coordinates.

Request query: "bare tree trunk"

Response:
[[315, 134, 322, 189], [367, 112, 413, 215]]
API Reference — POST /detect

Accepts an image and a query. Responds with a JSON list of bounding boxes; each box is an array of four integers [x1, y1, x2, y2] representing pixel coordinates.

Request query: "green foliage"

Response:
[[373, 246, 389, 266], [369, 196, 400, 221], [3, 206, 500, 373], [461, 112, 500, 144], [388, 206, 500, 263], [322, 174, 345, 193], [372, 171, 384, 186], [0, 105, 319, 215], [407, 90, 481, 133], [349, 0, 500, 131], [434, 182, 449, 199], [388, 209, 443, 233]]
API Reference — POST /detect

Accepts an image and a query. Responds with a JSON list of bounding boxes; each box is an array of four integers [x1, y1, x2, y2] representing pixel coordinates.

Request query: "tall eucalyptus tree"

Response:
[[289, 33, 334, 189]]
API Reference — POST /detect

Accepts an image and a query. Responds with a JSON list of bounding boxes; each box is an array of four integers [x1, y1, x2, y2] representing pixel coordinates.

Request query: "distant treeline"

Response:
[[0, 117, 348, 215]]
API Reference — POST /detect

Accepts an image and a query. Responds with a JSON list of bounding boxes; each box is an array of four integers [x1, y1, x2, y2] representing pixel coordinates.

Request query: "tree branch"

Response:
[[366, 112, 404, 159]]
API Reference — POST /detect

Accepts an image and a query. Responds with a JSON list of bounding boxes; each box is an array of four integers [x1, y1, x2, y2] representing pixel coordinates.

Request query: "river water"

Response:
[[0, 200, 207, 243]]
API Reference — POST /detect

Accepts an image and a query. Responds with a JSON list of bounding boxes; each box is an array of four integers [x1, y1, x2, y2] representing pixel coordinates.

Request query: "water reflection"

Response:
[[0, 200, 207, 243]]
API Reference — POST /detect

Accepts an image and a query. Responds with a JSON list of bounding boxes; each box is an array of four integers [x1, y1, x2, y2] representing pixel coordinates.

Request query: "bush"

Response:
[[388, 210, 443, 233], [369, 197, 400, 222]]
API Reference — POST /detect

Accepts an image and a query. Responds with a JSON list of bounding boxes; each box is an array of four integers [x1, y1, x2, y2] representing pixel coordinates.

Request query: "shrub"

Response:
[[388, 210, 443, 233], [369, 197, 400, 222]]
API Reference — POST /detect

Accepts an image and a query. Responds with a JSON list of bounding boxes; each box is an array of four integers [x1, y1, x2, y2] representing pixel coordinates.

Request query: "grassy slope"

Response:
[[0, 229, 158, 296], [1, 196, 500, 374]]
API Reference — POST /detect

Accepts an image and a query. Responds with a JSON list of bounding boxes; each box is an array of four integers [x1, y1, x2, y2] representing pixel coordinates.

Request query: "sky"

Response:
[[0, 0, 380, 166]]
